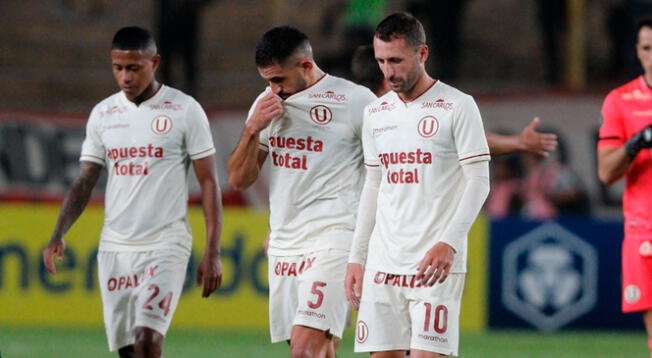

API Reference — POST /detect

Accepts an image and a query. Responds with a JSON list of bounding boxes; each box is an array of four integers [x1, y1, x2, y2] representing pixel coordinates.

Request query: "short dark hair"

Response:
[[638, 17, 652, 35], [351, 45, 384, 95], [111, 26, 156, 51], [255, 26, 309, 67], [375, 12, 426, 48]]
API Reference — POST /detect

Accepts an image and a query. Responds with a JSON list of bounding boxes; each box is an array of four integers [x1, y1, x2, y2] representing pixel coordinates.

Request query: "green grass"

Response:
[[0, 327, 647, 357]]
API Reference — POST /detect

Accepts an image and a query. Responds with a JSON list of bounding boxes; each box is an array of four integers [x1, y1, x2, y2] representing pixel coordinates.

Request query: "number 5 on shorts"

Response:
[[307, 281, 327, 309]]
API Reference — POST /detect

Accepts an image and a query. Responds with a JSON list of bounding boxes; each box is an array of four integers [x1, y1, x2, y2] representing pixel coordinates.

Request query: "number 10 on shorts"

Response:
[[423, 303, 448, 334]]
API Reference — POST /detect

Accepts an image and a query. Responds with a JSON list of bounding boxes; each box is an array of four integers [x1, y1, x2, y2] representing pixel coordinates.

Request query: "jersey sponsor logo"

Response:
[[417, 116, 439, 138], [373, 125, 398, 135], [374, 272, 385, 284], [297, 309, 326, 319], [269, 135, 324, 170], [107, 144, 164, 176], [100, 105, 128, 118], [149, 101, 183, 111], [367, 101, 396, 115], [273, 257, 316, 276], [379, 149, 433, 184], [106, 264, 158, 292], [104, 124, 130, 131], [417, 333, 449, 344], [308, 90, 347, 102], [356, 320, 369, 343], [151, 115, 173, 135], [372, 272, 425, 288], [420, 98, 453, 111], [622, 89, 651, 101], [107, 144, 164, 161], [309, 105, 333, 125]]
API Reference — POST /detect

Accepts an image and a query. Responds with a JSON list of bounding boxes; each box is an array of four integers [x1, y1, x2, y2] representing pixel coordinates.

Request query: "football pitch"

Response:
[[0, 327, 647, 357]]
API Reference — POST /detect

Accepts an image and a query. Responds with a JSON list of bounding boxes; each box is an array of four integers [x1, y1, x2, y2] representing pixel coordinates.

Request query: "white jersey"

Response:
[[248, 74, 376, 256], [80, 85, 216, 253], [362, 81, 489, 274]]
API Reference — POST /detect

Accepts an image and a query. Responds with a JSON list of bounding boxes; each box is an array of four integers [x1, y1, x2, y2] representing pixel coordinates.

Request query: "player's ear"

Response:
[[151, 54, 161, 72], [418, 45, 429, 64], [299, 59, 313, 72]]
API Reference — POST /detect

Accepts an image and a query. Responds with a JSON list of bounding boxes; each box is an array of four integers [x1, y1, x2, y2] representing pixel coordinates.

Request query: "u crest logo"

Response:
[[151, 115, 172, 135], [417, 116, 439, 138], [356, 320, 369, 343], [309, 105, 333, 125]]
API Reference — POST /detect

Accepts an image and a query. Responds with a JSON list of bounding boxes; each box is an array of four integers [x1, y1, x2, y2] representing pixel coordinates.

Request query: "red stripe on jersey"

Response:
[[459, 153, 490, 162], [364, 163, 380, 167], [190, 147, 215, 157], [397, 80, 438, 104], [83, 154, 105, 161], [598, 136, 622, 141]]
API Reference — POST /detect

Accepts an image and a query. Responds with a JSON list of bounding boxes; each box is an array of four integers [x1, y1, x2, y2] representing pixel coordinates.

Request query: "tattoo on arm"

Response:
[[52, 163, 102, 239]]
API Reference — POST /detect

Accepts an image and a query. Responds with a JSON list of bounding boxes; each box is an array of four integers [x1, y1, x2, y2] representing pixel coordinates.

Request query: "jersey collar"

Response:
[[282, 74, 329, 102], [397, 80, 439, 105], [638, 76, 652, 93], [119, 84, 167, 108]]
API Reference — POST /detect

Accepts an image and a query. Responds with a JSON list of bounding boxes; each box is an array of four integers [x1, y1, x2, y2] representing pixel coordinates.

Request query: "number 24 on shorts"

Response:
[[308, 281, 327, 309], [142, 284, 174, 316]]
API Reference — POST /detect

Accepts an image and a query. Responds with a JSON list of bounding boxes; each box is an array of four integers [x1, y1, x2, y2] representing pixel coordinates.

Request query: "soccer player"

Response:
[[227, 26, 376, 357], [345, 13, 490, 357], [598, 17, 652, 358], [351, 45, 558, 157], [42, 27, 223, 358]]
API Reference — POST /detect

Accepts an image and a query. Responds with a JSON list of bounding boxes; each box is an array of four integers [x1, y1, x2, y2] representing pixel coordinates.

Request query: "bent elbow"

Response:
[[598, 168, 617, 186], [229, 174, 252, 191]]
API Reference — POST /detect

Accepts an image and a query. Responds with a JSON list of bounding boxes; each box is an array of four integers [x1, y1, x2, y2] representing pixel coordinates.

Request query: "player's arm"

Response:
[[598, 124, 652, 185], [345, 165, 381, 310], [598, 146, 630, 185], [227, 90, 282, 190], [193, 155, 224, 298], [43, 161, 102, 274], [487, 117, 558, 156], [417, 161, 490, 286]]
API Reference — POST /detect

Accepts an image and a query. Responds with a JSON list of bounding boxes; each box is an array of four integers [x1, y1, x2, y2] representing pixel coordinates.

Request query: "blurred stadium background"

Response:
[[1, 0, 651, 357]]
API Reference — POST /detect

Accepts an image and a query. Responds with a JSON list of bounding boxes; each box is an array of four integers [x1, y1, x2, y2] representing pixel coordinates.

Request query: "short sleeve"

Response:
[[453, 95, 491, 165], [80, 106, 106, 166], [598, 90, 626, 149], [361, 107, 380, 167], [246, 89, 271, 152], [185, 99, 216, 160], [349, 87, 377, 138]]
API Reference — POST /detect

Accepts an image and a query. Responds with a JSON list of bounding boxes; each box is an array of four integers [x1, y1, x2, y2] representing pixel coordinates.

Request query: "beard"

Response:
[[279, 76, 309, 99], [389, 69, 419, 94]]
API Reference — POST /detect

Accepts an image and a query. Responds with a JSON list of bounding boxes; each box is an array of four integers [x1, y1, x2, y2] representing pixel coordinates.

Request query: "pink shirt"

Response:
[[599, 76, 652, 239]]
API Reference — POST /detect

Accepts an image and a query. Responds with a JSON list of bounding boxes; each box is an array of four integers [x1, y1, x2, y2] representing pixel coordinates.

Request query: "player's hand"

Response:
[[345, 263, 364, 310], [519, 117, 558, 157], [43, 238, 65, 275], [247, 88, 283, 134], [197, 251, 223, 298], [625, 124, 652, 159], [416, 242, 455, 286]]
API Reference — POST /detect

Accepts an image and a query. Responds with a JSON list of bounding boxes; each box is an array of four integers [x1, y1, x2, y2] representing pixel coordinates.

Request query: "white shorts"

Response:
[[355, 270, 465, 356], [98, 248, 189, 352], [268, 248, 349, 343]]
